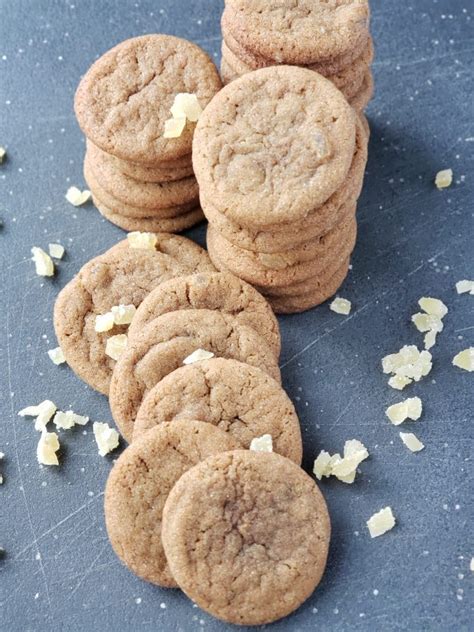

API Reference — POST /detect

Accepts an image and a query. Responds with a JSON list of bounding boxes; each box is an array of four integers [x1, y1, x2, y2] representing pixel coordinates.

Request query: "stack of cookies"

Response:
[[220, 0, 374, 115], [193, 66, 369, 313], [74, 35, 222, 232]]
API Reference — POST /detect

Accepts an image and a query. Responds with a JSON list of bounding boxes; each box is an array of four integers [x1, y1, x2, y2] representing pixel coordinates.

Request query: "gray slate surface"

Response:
[[0, 1, 473, 630]]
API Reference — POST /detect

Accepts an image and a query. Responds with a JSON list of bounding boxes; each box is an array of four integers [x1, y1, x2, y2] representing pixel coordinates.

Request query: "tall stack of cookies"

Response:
[[74, 35, 222, 232], [193, 66, 368, 313], [220, 0, 374, 116]]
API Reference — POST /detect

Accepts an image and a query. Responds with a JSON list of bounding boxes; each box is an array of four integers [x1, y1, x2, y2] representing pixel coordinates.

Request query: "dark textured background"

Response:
[[0, 1, 473, 630]]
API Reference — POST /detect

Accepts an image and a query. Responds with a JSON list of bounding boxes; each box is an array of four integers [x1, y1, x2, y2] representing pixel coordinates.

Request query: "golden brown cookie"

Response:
[[54, 236, 215, 394], [349, 68, 374, 111], [127, 272, 281, 357], [104, 420, 240, 587], [193, 65, 357, 227], [109, 309, 282, 441], [162, 450, 331, 625], [75, 34, 222, 164], [133, 358, 302, 462]]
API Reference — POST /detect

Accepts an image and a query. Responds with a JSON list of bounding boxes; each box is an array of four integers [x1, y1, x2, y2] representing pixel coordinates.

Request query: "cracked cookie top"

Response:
[[104, 420, 240, 588], [225, 0, 370, 65], [193, 66, 357, 227], [75, 34, 222, 164], [162, 449, 331, 625]]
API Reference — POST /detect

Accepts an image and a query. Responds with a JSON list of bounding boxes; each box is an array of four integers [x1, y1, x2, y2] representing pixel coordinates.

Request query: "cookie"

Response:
[[54, 236, 215, 394], [84, 156, 198, 219], [222, 11, 371, 75], [207, 214, 356, 284], [349, 68, 374, 111], [201, 115, 367, 250], [75, 34, 222, 164], [263, 259, 351, 314], [93, 144, 194, 183], [161, 450, 331, 625], [193, 66, 357, 227], [85, 143, 199, 209], [133, 358, 302, 461], [127, 272, 281, 357], [109, 309, 281, 441], [92, 195, 205, 233], [223, 0, 369, 65], [104, 420, 240, 588]]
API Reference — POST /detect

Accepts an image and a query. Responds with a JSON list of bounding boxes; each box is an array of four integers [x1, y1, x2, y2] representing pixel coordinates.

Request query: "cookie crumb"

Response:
[[418, 297, 448, 319], [330, 297, 352, 315], [388, 375, 411, 390], [452, 348, 474, 372], [18, 400, 57, 431], [93, 422, 119, 456], [0, 146, 6, 163], [435, 168, 453, 189], [385, 396, 422, 425], [470, 558, 474, 572], [53, 410, 89, 430], [456, 280, 474, 295], [250, 434, 273, 452], [31, 247, 54, 277], [163, 116, 186, 139], [423, 330, 437, 351], [105, 334, 128, 361], [183, 348, 215, 365], [367, 507, 396, 538], [37, 431, 60, 466], [170, 93, 203, 122], [48, 243, 64, 259], [95, 312, 115, 333], [399, 431, 425, 452], [111, 304, 136, 325], [127, 231, 158, 250], [47, 347, 66, 365], [65, 186, 91, 206]]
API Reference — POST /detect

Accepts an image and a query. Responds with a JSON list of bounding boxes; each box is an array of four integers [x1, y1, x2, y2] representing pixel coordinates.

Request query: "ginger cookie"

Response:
[[109, 309, 281, 441], [223, 0, 370, 66], [104, 420, 240, 588], [85, 143, 199, 210], [127, 272, 281, 357], [54, 236, 214, 395], [207, 215, 356, 287], [133, 358, 302, 462], [93, 144, 194, 183], [264, 259, 351, 314], [161, 450, 331, 625], [193, 66, 357, 227], [349, 68, 374, 111], [75, 34, 222, 164]]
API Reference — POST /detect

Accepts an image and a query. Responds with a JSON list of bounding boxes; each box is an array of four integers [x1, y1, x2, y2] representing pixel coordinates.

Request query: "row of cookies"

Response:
[[193, 65, 369, 313], [219, 0, 374, 112], [74, 35, 222, 232]]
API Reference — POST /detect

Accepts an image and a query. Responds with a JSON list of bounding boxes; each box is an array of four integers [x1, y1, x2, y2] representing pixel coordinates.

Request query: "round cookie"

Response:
[[54, 235, 215, 395], [207, 217, 356, 289], [86, 143, 199, 210], [161, 450, 331, 625], [75, 34, 222, 164], [207, 214, 356, 285], [193, 66, 357, 227], [94, 144, 194, 183], [127, 272, 281, 357], [349, 68, 374, 111], [92, 195, 205, 233], [109, 309, 281, 441], [263, 259, 351, 314], [84, 156, 198, 219], [133, 358, 302, 462], [104, 420, 240, 588], [223, 0, 370, 65]]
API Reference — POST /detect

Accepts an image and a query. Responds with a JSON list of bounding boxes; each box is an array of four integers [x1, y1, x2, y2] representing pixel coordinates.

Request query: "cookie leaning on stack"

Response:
[[74, 35, 222, 231], [220, 0, 374, 116], [193, 66, 369, 313]]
